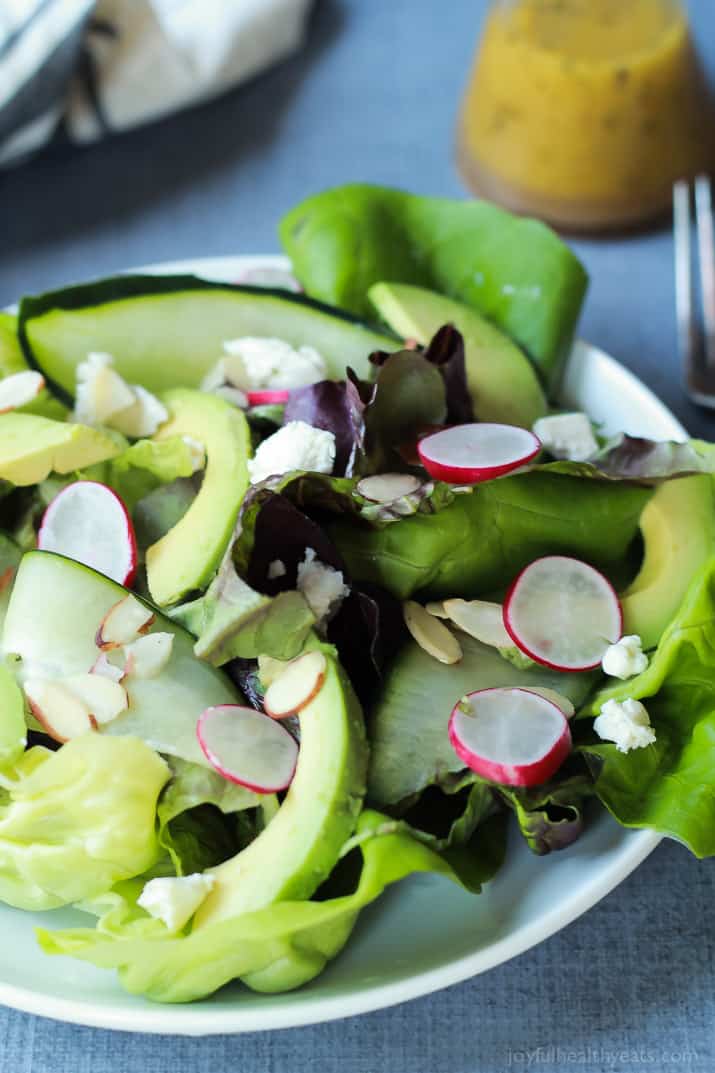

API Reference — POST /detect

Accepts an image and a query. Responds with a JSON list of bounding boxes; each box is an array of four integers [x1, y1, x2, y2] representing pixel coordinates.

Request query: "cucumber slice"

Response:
[[2, 551, 241, 769], [19, 276, 400, 403]]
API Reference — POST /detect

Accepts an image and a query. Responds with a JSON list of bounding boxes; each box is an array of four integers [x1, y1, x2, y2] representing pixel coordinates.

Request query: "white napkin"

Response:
[[0, 0, 313, 167]]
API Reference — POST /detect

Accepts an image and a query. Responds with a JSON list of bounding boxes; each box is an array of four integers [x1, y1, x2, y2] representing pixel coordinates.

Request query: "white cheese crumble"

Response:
[[181, 436, 206, 472], [74, 352, 167, 437], [532, 412, 599, 462], [267, 559, 287, 580], [201, 337, 326, 395], [297, 547, 349, 626], [137, 873, 215, 932], [602, 635, 648, 679], [593, 698, 656, 753], [247, 421, 336, 484]]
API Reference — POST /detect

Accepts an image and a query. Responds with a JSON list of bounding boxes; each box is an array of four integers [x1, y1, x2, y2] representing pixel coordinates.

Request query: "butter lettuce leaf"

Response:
[[331, 471, 651, 600], [0, 734, 169, 910], [37, 808, 505, 1002], [88, 436, 198, 511], [579, 557, 715, 857], [280, 184, 588, 392]]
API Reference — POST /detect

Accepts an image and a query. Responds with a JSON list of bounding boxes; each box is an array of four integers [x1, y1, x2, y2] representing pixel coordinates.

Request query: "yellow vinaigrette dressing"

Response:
[[457, 0, 714, 230]]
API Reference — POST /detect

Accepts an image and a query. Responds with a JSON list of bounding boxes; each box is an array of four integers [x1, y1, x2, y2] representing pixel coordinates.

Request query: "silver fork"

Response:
[[674, 175, 715, 409]]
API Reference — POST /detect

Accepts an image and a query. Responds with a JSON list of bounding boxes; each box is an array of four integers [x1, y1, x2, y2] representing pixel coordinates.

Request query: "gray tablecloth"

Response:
[[1, 1, 714, 1069]]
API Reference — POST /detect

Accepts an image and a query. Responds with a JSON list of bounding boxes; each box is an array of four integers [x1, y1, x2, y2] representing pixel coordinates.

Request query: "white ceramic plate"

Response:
[[0, 256, 686, 1035]]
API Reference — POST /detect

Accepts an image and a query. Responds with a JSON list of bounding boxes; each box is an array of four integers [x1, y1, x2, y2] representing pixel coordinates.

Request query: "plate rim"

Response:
[[0, 255, 682, 1034]]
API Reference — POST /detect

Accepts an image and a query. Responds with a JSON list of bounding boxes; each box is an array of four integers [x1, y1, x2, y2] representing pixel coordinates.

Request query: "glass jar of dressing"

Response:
[[457, 0, 714, 230]]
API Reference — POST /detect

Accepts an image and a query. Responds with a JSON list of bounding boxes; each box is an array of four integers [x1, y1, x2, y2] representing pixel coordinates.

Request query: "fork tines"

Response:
[[674, 175, 715, 408]]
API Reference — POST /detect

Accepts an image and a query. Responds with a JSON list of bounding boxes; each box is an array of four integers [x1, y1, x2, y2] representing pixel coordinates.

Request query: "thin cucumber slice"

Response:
[[19, 275, 400, 403]]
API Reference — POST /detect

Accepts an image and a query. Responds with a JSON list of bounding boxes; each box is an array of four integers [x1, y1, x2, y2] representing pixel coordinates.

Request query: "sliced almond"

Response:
[[0, 370, 45, 413], [263, 651, 327, 719], [96, 594, 155, 650], [356, 474, 422, 504], [523, 687, 576, 720], [425, 601, 449, 619], [257, 654, 291, 688], [90, 650, 126, 682], [24, 679, 95, 742], [403, 601, 462, 665], [124, 632, 173, 679], [64, 673, 128, 725], [443, 598, 512, 649]]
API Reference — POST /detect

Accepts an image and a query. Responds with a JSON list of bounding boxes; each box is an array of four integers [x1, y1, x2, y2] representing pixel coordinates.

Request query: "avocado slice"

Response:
[[2, 551, 242, 769], [146, 389, 251, 607], [621, 475, 715, 648], [0, 313, 67, 420], [0, 413, 121, 486], [192, 646, 367, 991], [369, 282, 547, 428]]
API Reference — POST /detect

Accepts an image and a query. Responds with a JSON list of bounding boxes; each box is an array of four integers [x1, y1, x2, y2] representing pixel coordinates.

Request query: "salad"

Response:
[[0, 184, 714, 1005]]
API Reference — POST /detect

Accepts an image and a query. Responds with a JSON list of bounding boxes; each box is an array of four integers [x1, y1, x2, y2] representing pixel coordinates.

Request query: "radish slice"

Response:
[[246, 389, 291, 407], [449, 687, 571, 787], [263, 651, 327, 719], [417, 423, 541, 484], [504, 556, 622, 671], [197, 705, 298, 793], [38, 481, 137, 586]]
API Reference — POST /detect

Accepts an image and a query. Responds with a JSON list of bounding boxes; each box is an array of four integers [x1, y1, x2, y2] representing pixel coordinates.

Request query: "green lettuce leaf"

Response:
[[157, 757, 276, 875], [331, 470, 651, 600], [0, 734, 169, 910], [579, 557, 715, 857], [280, 184, 588, 392], [37, 808, 505, 1002], [497, 772, 595, 855], [88, 436, 198, 511], [539, 436, 715, 483]]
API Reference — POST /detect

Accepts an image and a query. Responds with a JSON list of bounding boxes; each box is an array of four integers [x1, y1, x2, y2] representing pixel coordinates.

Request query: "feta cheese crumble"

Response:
[[267, 559, 287, 580], [181, 436, 206, 472], [532, 412, 598, 462], [602, 635, 648, 679], [137, 873, 215, 932], [297, 547, 349, 626], [247, 421, 336, 484], [201, 337, 327, 395], [74, 352, 167, 437], [593, 698, 656, 753]]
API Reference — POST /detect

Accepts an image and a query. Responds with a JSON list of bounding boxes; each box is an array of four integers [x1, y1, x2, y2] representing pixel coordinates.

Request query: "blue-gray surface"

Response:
[[1, 1, 715, 1070]]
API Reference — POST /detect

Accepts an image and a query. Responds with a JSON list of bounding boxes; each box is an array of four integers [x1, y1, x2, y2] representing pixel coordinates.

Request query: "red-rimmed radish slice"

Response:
[[0, 370, 45, 413], [197, 705, 298, 793], [38, 481, 137, 586], [504, 556, 622, 671], [246, 389, 291, 407], [263, 651, 327, 719], [24, 678, 95, 742], [417, 423, 540, 484], [96, 594, 155, 650], [449, 687, 571, 787]]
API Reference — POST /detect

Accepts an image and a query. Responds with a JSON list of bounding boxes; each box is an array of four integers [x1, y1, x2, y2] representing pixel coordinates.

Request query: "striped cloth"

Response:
[[0, 0, 313, 167]]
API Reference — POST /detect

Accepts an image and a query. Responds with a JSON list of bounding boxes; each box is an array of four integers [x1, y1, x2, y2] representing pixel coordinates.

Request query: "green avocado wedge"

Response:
[[0, 412, 122, 485], [280, 184, 588, 392], [621, 475, 715, 649], [192, 645, 368, 992], [368, 282, 547, 428], [18, 275, 400, 402], [2, 551, 241, 769], [146, 390, 251, 607]]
